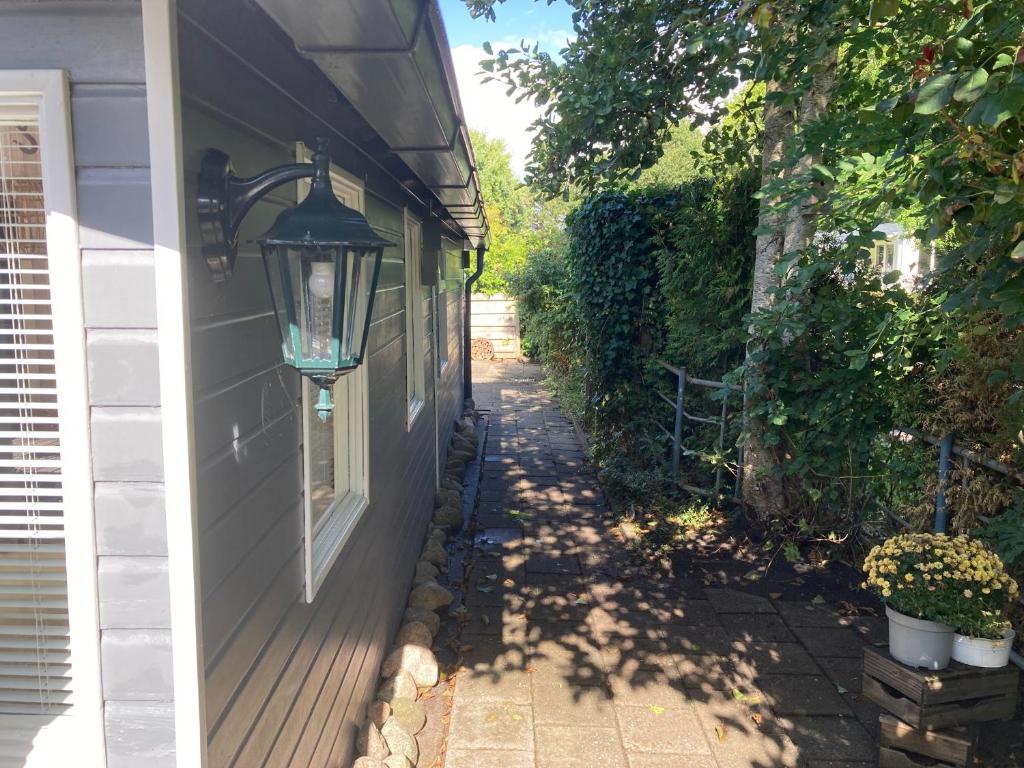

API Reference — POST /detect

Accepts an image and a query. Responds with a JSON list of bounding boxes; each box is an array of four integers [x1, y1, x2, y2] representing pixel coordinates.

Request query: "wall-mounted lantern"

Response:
[[197, 138, 394, 421]]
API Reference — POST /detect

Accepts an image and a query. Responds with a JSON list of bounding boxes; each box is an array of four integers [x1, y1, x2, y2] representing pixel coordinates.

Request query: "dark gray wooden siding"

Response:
[[177, 10, 466, 767], [0, 1, 175, 765]]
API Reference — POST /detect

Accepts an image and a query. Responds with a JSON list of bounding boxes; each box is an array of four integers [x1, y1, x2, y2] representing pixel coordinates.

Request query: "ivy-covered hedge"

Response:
[[512, 171, 758, 492]]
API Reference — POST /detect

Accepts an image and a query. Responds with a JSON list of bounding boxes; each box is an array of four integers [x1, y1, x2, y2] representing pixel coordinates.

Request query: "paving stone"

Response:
[[530, 639, 608, 683], [692, 693, 800, 768], [728, 641, 822, 678], [662, 625, 733, 655], [718, 613, 796, 643], [531, 681, 616, 725], [775, 715, 876, 761], [628, 757, 717, 768], [674, 654, 740, 693], [448, 699, 534, 751], [456, 642, 532, 704], [755, 674, 852, 716], [601, 637, 677, 674], [607, 667, 693, 710], [535, 725, 627, 768], [705, 588, 777, 614], [816, 656, 863, 694], [790, 626, 865, 658], [773, 601, 849, 628], [445, 749, 535, 768], [615, 705, 710, 755]]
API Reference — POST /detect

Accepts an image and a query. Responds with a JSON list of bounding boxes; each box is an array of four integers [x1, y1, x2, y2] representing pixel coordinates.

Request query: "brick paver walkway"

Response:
[[446, 362, 887, 768]]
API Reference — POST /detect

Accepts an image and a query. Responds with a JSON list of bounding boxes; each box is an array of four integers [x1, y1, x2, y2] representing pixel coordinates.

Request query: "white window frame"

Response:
[[0, 70, 105, 765], [296, 144, 370, 602], [436, 249, 450, 373], [873, 240, 896, 271], [404, 210, 425, 429]]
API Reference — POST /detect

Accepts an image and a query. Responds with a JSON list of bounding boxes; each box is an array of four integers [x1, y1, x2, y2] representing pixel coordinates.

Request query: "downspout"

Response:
[[463, 244, 485, 403]]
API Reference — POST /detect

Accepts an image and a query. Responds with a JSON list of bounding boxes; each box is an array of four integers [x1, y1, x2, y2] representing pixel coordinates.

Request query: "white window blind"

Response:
[[0, 115, 72, 718]]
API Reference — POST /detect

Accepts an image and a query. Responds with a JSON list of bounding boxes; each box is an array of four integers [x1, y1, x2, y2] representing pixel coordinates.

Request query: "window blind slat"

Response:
[[0, 117, 73, 718]]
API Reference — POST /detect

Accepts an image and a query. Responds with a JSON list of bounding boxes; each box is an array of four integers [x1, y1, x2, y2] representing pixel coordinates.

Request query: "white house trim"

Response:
[[0, 68, 106, 767], [141, 1, 209, 766]]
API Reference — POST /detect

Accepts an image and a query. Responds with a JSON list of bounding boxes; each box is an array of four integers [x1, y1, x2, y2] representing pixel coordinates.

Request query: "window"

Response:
[[873, 240, 896, 271], [404, 211, 425, 428], [0, 72, 102, 764], [297, 145, 369, 601]]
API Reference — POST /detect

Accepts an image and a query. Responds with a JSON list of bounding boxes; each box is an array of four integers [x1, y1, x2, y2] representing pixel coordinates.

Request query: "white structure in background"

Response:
[[871, 223, 933, 289]]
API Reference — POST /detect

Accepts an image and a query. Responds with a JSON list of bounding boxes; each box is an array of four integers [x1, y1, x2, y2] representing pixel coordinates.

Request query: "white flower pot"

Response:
[[886, 606, 955, 670], [951, 629, 1016, 668]]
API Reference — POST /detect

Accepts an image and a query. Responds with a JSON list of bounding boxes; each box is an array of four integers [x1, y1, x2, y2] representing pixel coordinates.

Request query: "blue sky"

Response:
[[439, 0, 575, 50], [438, 0, 576, 177]]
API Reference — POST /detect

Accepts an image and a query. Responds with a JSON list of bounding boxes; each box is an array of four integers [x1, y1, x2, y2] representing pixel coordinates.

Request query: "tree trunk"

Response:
[[741, 80, 792, 518], [742, 54, 837, 523]]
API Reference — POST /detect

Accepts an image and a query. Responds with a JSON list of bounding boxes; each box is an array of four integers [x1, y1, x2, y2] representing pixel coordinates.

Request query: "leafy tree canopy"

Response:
[[470, 128, 571, 293]]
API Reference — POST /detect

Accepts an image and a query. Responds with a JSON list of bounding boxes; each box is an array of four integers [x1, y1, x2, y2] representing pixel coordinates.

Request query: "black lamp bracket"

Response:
[[197, 138, 330, 281]]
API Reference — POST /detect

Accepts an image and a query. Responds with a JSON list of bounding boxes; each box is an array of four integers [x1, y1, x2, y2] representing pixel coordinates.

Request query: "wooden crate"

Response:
[[879, 745, 958, 768], [863, 645, 1018, 730], [878, 713, 977, 767]]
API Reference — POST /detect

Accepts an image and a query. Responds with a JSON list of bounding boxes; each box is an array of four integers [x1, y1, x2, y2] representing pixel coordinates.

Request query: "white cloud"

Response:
[[451, 44, 542, 179]]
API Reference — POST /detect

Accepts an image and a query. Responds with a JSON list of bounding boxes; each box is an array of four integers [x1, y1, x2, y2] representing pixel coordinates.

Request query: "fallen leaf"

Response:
[[732, 689, 746, 701], [715, 725, 727, 742], [477, 586, 494, 593], [649, 705, 666, 715], [751, 713, 764, 726], [480, 614, 490, 625], [525, 665, 538, 674], [836, 684, 848, 695], [511, 713, 523, 721], [768, 592, 782, 599], [743, 570, 762, 581], [486, 712, 499, 723], [485, 573, 498, 581], [503, 579, 515, 588], [811, 595, 826, 605]]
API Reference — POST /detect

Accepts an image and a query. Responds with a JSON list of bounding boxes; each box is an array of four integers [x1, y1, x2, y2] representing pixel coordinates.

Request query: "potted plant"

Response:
[[863, 533, 963, 669], [944, 538, 1019, 668]]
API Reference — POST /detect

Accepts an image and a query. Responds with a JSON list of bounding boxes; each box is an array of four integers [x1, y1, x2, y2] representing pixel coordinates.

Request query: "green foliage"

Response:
[[469, 129, 570, 294], [509, 170, 757, 498], [984, 498, 1024, 577], [627, 122, 704, 190]]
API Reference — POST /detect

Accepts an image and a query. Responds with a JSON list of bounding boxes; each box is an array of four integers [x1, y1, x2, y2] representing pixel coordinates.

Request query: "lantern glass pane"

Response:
[[262, 244, 296, 365], [340, 246, 381, 367]]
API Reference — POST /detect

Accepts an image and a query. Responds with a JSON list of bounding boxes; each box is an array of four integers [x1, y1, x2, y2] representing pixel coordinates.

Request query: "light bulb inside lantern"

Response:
[[308, 260, 335, 301]]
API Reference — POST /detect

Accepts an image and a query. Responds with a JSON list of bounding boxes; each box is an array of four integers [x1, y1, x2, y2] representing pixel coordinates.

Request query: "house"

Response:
[[0, 1, 487, 766], [870, 223, 931, 289]]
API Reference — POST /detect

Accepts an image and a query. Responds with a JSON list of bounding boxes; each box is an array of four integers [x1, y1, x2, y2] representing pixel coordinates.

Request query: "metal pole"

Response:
[[935, 432, 954, 534], [714, 398, 727, 500], [671, 368, 686, 483]]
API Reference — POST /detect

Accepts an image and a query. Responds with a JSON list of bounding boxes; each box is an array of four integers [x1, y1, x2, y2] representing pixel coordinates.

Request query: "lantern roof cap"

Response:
[[257, 147, 395, 249]]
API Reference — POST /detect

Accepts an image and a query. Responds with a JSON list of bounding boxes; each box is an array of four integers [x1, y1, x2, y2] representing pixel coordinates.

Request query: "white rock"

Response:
[[366, 700, 390, 729], [404, 606, 440, 636], [380, 644, 439, 687], [420, 538, 447, 567], [383, 755, 413, 768], [355, 721, 389, 760], [377, 670, 417, 704], [395, 621, 432, 648], [434, 489, 461, 509], [429, 527, 446, 544], [389, 696, 427, 734], [381, 718, 419, 764], [353, 758, 386, 768], [432, 504, 462, 531], [408, 581, 453, 611]]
